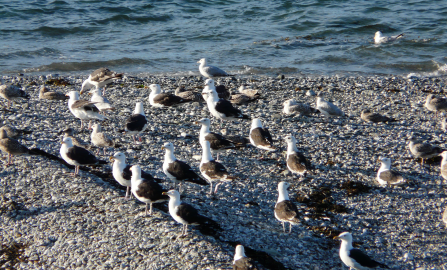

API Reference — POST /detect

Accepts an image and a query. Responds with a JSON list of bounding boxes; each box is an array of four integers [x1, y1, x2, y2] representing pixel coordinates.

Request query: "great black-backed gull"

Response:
[[283, 99, 317, 116], [200, 141, 236, 195], [66, 91, 105, 129], [0, 128, 35, 166], [285, 134, 311, 180], [163, 189, 219, 236], [0, 83, 29, 108], [197, 58, 230, 78], [89, 88, 115, 113], [439, 151, 447, 183], [377, 157, 406, 186], [90, 124, 114, 155], [316, 93, 344, 119], [39, 85, 68, 101], [59, 128, 90, 149], [149, 84, 192, 108], [124, 102, 148, 144], [274, 182, 300, 233], [0, 125, 31, 139], [162, 142, 208, 192], [249, 119, 275, 151], [361, 110, 395, 123], [195, 118, 238, 160], [110, 151, 163, 200], [335, 232, 389, 269], [60, 137, 104, 176], [130, 165, 169, 216], [80, 67, 123, 95], [203, 79, 250, 121], [233, 245, 258, 270], [374, 31, 404, 44], [175, 86, 203, 102], [425, 94, 447, 117], [408, 136, 443, 165]]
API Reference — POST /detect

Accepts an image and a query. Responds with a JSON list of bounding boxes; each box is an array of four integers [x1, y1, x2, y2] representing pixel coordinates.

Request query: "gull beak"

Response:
[[87, 92, 92, 96], [333, 236, 340, 240], [289, 184, 295, 189], [109, 156, 115, 161], [65, 94, 69, 97], [194, 121, 200, 125], [161, 146, 165, 150], [162, 192, 168, 195], [197, 60, 200, 63]]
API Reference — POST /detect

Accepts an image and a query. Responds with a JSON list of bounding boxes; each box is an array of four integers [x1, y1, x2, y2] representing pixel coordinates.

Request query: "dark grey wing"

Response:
[[176, 203, 201, 224], [275, 200, 300, 222], [348, 249, 388, 268], [216, 85, 230, 99], [234, 257, 258, 270], [122, 165, 132, 181], [91, 67, 123, 83], [250, 128, 273, 148], [135, 179, 169, 202], [215, 99, 249, 119], [287, 152, 310, 173], [378, 170, 403, 184], [125, 114, 148, 132], [71, 100, 99, 113], [153, 93, 190, 106], [201, 161, 230, 179], [168, 161, 208, 185], [205, 133, 234, 150], [66, 146, 98, 165]]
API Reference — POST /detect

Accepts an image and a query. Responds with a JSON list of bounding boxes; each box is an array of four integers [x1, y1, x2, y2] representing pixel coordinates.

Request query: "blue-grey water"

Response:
[[1, 0, 446, 77]]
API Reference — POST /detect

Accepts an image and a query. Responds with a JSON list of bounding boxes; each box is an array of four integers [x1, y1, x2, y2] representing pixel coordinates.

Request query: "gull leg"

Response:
[[6, 154, 13, 166], [125, 186, 130, 200], [179, 182, 183, 193], [288, 223, 292, 234], [88, 121, 92, 129], [209, 182, 213, 195], [139, 135, 142, 142], [149, 203, 153, 216], [145, 203, 148, 216], [214, 182, 223, 194], [282, 222, 286, 233]]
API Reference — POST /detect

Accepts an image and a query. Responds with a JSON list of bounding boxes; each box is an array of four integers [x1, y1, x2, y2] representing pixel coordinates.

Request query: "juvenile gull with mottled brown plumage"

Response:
[[80, 67, 123, 95], [274, 181, 300, 233], [0, 129, 34, 166], [90, 123, 114, 155], [285, 134, 311, 180], [249, 118, 275, 151]]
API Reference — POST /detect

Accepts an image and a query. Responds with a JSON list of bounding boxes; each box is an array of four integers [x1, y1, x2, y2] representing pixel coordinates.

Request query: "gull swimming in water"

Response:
[[374, 31, 404, 44]]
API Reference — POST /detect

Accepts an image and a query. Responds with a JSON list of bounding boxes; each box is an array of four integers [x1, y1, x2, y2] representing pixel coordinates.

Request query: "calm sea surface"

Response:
[[1, 0, 446, 77]]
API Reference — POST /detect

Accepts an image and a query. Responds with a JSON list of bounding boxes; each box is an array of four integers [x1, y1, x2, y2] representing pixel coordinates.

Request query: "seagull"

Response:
[[80, 67, 123, 95], [274, 182, 300, 233], [162, 142, 208, 192], [283, 99, 317, 116], [130, 165, 169, 216], [200, 141, 236, 195], [285, 134, 311, 180], [0, 125, 32, 139], [124, 102, 148, 144], [238, 85, 260, 98], [377, 157, 406, 186], [408, 136, 443, 166], [197, 58, 230, 78], [39, 85, 68, 101], [424, 94, 447, 117], [162, 189, 219, 236], [110, 151, 164, 200], [175, 86, 203, 102], [443, 207, 447, 227], [89, 88, 115, 113], [249, 118, 275, 151], [230, 87, 260, 105], [0, 83, 29, 108], [335, 232, 389, 269], [0, 128, 35, 166], [90, 123, 114, 155], [149, 84, 192, 108], [203, 79, 250, 121], [58, 128, 90, 149], [233, 245, 258, 270], [66, 91, 105, 129], [316, 93, 344, 119], [195, 118, 238, 160], [60, 137, 104, 176], [374, 31, 404, 44], [361, 110, 395, 123]]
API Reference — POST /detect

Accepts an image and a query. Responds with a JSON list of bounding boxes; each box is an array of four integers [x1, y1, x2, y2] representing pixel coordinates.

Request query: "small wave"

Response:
[[33, 26, 99, 36]]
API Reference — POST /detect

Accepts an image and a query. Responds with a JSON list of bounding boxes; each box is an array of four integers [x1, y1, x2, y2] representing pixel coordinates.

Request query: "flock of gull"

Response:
[[0, 54, 445, 269]]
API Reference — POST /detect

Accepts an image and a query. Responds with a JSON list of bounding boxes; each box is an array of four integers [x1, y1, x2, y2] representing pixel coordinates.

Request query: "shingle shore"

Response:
[[1, 74, 446, 269]]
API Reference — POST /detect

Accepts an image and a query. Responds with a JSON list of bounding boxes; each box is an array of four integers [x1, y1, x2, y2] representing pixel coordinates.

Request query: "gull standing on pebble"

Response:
[[0, 129, 36, 166], [408, 136, 443, 166], [124, 102, 148, 144], [377, 157, 406, 186], [80, 67, 123, 95], [0, 83, 29, 108], [197, 58, 230, 78], [424, 94, 447, 117], [90, 123, 114, 155], [89, 88, 115, 113], [315, 93, 344, 119], [66, 91, 105, 129], [274, 182, 300, 233]]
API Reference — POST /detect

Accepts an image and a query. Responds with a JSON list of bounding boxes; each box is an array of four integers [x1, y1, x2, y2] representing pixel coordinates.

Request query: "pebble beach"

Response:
[[1, 73, 447, 269]]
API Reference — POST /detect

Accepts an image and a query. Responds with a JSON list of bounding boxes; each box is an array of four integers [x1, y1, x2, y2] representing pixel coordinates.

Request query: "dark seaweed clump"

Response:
[[340, 180, 371, 196]]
